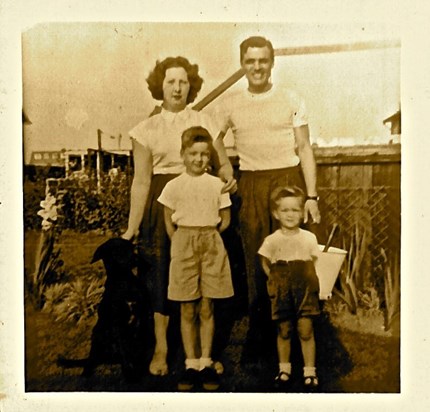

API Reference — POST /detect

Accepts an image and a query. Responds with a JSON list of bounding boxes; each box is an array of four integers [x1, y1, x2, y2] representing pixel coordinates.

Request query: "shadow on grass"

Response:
[[26, 300, 358, 393]]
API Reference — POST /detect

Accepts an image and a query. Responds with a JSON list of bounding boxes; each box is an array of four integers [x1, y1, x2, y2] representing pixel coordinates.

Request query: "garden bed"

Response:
[[24, 230, 400, 393]]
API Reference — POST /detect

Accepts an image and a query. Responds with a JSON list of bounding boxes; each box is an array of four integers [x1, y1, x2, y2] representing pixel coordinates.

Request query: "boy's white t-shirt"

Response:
[[258, 228, 320, 263], [157, 172, 231, 227]]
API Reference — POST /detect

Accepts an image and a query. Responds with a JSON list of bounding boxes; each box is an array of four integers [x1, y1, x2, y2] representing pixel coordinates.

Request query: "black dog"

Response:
[[57, 238, 152, 382]]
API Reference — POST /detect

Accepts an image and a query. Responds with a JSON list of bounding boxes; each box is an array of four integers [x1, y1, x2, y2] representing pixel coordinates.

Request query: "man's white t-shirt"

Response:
[[216, 86, 308, 171]]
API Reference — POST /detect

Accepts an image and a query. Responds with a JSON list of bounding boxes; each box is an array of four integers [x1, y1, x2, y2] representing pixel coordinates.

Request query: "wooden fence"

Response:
[[313, 143, 400, 288]]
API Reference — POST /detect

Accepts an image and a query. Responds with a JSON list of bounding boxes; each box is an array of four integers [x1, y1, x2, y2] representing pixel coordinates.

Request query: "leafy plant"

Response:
[[381, 248, 400, 332], [332, 225, 368, 314], [43, 277, 105, 325], [59, 172, 130, 233], [31, 181, 66, 307]]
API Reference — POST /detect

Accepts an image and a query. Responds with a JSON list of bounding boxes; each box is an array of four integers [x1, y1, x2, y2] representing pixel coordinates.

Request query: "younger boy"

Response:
[[157, 126, 234, 391], [258, 186, 321, 390]]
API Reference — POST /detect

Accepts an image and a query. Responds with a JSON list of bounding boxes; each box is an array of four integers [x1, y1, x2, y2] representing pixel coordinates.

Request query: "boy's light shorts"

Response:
[[168, 227, 234, 301]]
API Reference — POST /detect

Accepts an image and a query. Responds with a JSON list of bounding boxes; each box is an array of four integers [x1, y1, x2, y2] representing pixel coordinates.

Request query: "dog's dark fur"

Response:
[[57, 238, 152, 382]]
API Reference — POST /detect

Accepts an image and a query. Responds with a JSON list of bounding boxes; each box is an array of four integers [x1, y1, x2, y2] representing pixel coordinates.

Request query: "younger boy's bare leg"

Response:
[[277, 320, 292, 364], [297, 317, 316, 367], [297, 316, 318, 388], [276, 320, 292, 383], [149, 312, 169, 376]]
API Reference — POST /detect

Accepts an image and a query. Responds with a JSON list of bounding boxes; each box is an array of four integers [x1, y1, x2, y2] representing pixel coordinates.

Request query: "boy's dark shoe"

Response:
[[200, 367, 220, 391], [303, 375, 319, 392], [177, 368, 200, 391], [274, 371, 291, 392]]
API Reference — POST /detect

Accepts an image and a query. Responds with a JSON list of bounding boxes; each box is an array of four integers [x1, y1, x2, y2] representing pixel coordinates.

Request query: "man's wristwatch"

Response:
[[306, 195, 320, 202]]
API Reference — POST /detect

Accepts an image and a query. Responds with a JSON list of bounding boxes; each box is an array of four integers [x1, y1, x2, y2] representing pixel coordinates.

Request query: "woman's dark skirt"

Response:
[[137, 174, 178, 315]]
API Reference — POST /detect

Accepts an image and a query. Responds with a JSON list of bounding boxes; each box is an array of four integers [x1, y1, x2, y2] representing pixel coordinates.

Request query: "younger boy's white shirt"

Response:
[[157, 172, 231, 227], [258, 228, 320, 263]]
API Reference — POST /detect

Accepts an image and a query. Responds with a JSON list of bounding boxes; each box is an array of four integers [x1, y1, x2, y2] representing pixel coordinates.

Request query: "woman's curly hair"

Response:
[[146, 56, 204, 104]]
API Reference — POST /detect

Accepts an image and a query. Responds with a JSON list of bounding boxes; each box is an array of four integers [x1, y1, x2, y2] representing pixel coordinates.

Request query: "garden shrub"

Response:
[[24, 178, 47, 229], [43, 277, 105, 325], [26, 171, 132, 234]]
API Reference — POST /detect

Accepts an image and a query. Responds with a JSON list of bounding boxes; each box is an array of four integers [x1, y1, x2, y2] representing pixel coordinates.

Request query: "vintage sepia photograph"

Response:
[[21, 20, 402, 395]]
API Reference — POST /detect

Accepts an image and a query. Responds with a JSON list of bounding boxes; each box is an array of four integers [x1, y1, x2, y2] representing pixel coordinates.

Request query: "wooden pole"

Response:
[[97, 129, 102, 192], [274, 39, 401, 57], [192, 68, 245, 111]]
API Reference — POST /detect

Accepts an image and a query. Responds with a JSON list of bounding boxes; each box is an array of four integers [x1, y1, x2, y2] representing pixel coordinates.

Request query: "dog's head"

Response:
[[91, 238, 137, 272]]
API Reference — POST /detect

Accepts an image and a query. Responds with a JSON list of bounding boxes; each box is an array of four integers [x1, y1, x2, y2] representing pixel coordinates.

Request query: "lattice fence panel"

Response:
[[318, 186, 400, 286]]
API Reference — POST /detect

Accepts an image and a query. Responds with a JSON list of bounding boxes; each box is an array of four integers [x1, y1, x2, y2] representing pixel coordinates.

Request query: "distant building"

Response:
[[383, 110, 401, 135], [25, 148, 131, 179]]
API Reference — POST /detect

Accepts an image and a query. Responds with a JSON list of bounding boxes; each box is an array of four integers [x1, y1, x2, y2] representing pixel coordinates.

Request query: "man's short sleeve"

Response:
[[200, 111, 222, 141], [292, 93, 308, 128], [211, 104, 231, 135]]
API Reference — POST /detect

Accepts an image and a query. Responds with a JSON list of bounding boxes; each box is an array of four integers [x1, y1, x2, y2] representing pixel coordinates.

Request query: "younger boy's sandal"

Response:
[[303, 375, 319, 389], [177, 368, 200, 391], [274, 371, 291, 390], [200, 367, 220, 391]]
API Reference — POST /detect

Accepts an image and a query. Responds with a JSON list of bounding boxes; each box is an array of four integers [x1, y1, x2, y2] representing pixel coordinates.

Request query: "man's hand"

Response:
[[221, 175, 238, 194], [304, 199, 321, 224]]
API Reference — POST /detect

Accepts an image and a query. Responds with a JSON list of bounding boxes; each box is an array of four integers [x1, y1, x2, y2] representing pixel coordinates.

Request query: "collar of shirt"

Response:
[[160, 106, 191, 123]]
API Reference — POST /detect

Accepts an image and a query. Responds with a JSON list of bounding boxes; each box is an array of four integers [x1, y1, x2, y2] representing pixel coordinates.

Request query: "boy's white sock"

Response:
[[185, 358, 200, 370], [279, 362, 292, 375], [303, 366, 317, 377], [199, 357, 213, 371]]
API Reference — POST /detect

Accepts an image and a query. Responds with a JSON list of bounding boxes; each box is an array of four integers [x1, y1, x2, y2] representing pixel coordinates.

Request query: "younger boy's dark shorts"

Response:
[[267, 260, 320, 321]]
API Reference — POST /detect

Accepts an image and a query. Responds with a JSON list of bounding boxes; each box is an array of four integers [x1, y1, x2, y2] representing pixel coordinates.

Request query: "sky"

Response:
[[22, 21, 400, 163]]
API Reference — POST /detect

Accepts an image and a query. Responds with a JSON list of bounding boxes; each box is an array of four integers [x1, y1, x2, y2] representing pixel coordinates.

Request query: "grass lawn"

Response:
[[24, 230, 400, 393]]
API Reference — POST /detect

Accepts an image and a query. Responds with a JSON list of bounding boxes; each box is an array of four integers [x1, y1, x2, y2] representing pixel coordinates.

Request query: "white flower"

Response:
[[41, 220, 53, 231], [38, 193, 59, 230], [40, 194, 56, 209]]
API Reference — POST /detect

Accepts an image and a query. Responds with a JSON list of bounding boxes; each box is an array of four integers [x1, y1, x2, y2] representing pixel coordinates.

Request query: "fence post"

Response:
[[97, 129, 102, 192]]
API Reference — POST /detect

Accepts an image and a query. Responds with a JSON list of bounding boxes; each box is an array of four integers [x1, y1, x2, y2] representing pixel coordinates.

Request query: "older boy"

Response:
[[158, 126, 233, 391]]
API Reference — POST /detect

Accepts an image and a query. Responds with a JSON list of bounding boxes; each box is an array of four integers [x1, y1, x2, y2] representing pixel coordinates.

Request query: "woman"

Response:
[[122, 56, 235, 376]]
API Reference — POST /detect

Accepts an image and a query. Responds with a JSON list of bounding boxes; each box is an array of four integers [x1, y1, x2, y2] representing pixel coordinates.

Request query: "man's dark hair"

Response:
[[240, 36, 275, 63]]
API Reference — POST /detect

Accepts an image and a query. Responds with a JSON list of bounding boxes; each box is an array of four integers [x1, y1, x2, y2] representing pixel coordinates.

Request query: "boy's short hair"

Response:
[[270, 186, 305, 212], [181, 126, 213, 152], [240, 36, 275, 63]]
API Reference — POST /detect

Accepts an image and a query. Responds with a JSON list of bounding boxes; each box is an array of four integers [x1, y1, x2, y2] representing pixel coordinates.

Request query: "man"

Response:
[[214, 36, 321, 364]]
